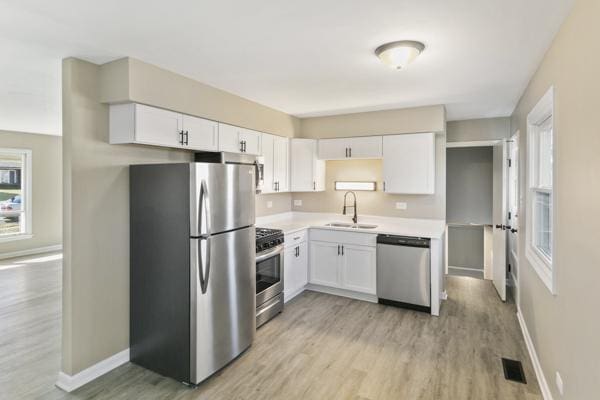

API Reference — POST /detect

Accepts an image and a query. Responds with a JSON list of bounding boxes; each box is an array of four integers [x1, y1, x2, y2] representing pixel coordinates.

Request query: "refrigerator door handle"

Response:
[[198, 237, 211, 294], [199, 179, 212, 236]]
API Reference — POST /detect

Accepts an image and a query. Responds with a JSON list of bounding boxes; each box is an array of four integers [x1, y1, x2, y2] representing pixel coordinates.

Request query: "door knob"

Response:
[[495, 224, 502, 229], [511, 228, 518, 233]]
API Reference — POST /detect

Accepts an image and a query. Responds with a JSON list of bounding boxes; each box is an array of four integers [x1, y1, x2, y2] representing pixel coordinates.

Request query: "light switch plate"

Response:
[[395, 202, 407, 210], [294, 199, 302, 206], [555, 371, 564, 396], [267, 201, 273, 209]]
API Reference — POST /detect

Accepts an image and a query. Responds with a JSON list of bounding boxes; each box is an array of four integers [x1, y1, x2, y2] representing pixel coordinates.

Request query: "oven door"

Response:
[[255, 244, 284, 306]]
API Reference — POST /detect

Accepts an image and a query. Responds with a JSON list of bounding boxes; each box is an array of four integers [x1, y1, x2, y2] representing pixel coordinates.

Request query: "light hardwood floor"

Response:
[[0, 254, 541, 400]]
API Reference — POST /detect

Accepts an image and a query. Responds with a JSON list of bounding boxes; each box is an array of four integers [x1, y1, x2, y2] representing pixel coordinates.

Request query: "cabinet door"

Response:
[[313, 158, 326, 191], [135, 104, 182, 147], [341, 244, 377, 294], [239, 128, 262, 155], [309, 241, 341, 287], [182, 115, 218, 151], [295, 242, 308, 288], [383, 133, 436, 194], [273, 136, 289, 192], [347, 136, 382, 159], [318, 138, 348, 160], [283, 246, 296, 299], [261, 133, 275, 193], [219, 123, 244, 153], [290, 139, 315, 192]]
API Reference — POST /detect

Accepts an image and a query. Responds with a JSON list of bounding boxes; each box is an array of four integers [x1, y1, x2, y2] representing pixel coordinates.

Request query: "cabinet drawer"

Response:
[[285, 230, 307, 248], [309, 229, 376, 247]]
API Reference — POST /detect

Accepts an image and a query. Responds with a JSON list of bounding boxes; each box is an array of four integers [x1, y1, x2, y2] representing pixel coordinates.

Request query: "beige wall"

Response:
[[510, 0, 600, 398], [100, 57, 300, 138], [446, 117, 510, 142], [300, 105, 445, 138], [0, 130, 62, 255], [256, 193, 292, 218], [296, 105, 446, 219]]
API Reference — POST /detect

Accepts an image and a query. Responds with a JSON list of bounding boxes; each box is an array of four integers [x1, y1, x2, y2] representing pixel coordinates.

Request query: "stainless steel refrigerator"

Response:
[[130, 162, 256, 385]]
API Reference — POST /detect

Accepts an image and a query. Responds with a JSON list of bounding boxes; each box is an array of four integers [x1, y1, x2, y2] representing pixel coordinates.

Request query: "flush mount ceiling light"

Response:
[[375, 40, 425, 70]]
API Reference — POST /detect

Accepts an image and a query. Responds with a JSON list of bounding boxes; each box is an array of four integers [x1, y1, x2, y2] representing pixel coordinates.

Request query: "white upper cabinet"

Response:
[[383, 132, 436, 194], [261, 133, 289, 193], [218, 123, 262, 155], [290, 139, 326, 192], [109, 103, 219, 151], [181, 114, 218, 151], [318, 136, 382, 160]]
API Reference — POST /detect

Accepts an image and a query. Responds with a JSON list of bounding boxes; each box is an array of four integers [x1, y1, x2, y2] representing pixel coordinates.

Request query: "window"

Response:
[[0, 149, 32, 241], [526, 87, 555, 293]]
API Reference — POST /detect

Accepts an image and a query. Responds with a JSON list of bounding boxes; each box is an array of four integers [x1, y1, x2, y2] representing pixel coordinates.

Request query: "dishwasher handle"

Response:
[[376, 234, 430, 248]]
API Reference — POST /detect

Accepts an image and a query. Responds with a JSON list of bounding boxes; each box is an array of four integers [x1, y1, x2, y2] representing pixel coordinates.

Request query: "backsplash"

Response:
[[255, 192, 292, 217]]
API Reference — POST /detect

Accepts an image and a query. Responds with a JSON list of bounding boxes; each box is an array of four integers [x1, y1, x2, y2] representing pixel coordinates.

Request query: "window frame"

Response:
[[526, 86, 556, 294], [0, 148, 32, 242]]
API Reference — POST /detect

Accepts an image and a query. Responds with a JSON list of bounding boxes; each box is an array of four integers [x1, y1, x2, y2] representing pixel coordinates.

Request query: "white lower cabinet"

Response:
[[284, 237, 308, 302], [309, 234, 377, 295]]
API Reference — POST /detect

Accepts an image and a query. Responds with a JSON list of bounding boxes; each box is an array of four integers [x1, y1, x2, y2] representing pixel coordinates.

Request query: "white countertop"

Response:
[[256, 212, 445, 239]]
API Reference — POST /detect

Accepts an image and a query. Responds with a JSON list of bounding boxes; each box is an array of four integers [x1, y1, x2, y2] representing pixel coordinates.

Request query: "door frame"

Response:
[[507, 131, 521, 306]]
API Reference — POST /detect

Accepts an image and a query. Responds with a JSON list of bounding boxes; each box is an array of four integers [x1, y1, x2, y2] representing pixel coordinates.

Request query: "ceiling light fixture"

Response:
[[375, 40, 425, 70]]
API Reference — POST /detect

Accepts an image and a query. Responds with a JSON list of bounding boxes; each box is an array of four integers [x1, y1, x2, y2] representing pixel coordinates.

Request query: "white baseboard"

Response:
[[516, 310, 553, 400], [284, 286, 306, 303], [0, 244, 62, 260], [56, 348, 130, 392]]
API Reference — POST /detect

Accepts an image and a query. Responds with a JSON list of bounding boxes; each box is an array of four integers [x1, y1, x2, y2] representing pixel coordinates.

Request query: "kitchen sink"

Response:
[[324, 222, 378, 229]]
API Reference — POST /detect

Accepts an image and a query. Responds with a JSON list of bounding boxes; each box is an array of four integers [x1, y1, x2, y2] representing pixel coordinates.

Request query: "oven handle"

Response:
[[256, 244, 284, 262]]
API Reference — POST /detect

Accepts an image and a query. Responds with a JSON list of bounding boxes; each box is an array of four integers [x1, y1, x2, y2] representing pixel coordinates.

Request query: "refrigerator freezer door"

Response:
[[190, 226, 256, 384], [190, 163, 255, 237]]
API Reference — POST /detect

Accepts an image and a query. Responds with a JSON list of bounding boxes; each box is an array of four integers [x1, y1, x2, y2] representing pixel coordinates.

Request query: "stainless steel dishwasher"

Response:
[[376, 235, 431, 312]]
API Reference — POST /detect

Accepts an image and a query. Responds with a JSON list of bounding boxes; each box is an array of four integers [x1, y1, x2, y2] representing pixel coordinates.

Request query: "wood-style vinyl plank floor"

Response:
[[0, 253, 541, 400]]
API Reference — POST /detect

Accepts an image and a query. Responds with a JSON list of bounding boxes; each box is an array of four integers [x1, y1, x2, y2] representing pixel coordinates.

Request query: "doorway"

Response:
[[446, 140, 510, 301]]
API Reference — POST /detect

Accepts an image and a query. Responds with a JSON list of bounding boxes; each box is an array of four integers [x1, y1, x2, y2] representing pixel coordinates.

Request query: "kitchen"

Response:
[[1, 1, 597, 399]]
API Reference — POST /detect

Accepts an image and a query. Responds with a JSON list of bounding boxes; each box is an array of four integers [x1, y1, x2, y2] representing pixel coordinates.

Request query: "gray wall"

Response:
[[0, 130, 62, 255], [447, 226, 484, 270], [446, 147, 493, 225], [510, 0, 600, 397]]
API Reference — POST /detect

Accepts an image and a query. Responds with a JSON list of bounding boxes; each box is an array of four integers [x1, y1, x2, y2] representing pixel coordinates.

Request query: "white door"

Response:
[[492, 140, 508, 301], [218, 123, 244, 153], [507, 133, 520, 299], [135, 104, 182, 147], [382, 133, 435, 194], [346, 136, 383, 159], [290, 139, 315, 191], [239, 128, 262, 155], [182, 115, 218, 151], [318, 138, 348, 160], [273, 136, 289, 192], [261, 133, 275, 193], [309, 241, 340, 287], [341, 244, 376, 294]]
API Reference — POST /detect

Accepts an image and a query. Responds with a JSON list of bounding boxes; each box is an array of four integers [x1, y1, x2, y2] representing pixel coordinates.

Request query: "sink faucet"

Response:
[[342, 191, 358, 224]]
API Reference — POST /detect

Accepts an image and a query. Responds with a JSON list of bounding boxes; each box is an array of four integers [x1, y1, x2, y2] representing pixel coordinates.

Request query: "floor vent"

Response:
[[502, 358, 527, 384]]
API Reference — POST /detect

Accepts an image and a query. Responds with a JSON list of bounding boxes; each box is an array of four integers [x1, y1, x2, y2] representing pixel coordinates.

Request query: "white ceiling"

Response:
[[0, 0, 574, 135]]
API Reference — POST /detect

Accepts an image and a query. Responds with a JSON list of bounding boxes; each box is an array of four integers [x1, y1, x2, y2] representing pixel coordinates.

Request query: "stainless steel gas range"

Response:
[[255, 227, 284, 328]]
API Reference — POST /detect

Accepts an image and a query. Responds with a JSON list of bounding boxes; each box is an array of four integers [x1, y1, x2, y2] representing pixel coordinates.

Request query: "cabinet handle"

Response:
[[383, 181, 386, 192], [185, 130, 189, 146], [341, 245, 344, 256], [349, 147, 352, 158], [337, 245, 340, 255], [313, 181, 316, 191], [179, 130, 185, 145], [345, 148, 349, 158], [240, 141, 244, 152]]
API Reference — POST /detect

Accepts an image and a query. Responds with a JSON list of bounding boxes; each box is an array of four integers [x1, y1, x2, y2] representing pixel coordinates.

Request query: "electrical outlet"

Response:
[[395, 202, 407, 210], [556, 371, 564, 396], [267, 201, 273, 209], [294, 199, 302, 206]]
